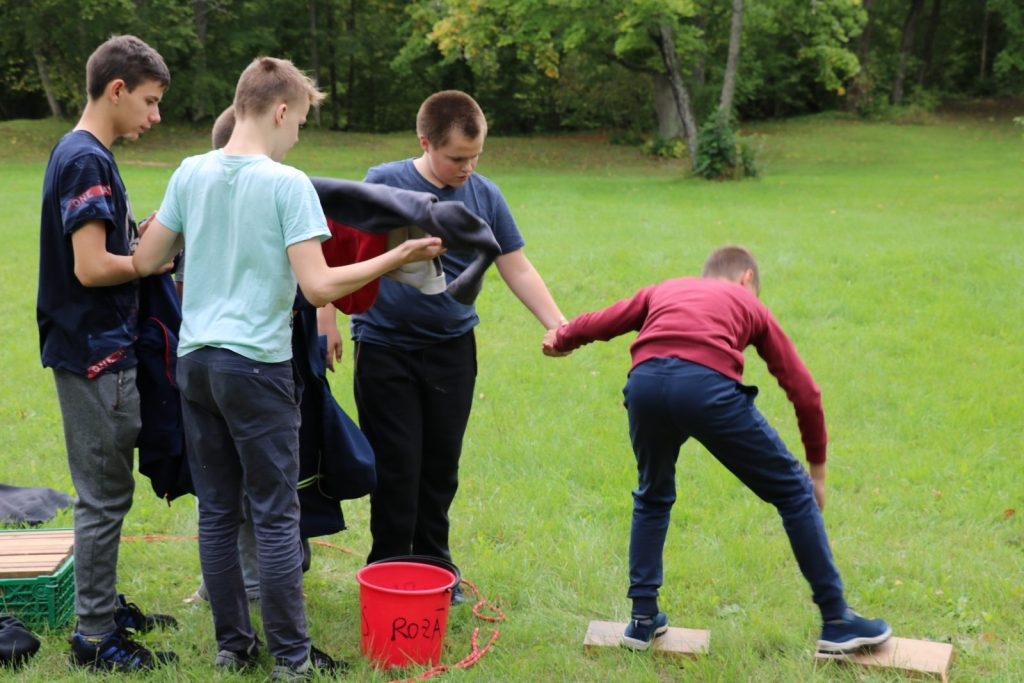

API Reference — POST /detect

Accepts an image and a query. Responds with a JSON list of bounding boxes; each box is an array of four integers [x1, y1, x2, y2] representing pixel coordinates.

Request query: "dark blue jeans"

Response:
[[623, 357, 847, 621], [353, 332, 476, 564], [177, 347, 309, 666]]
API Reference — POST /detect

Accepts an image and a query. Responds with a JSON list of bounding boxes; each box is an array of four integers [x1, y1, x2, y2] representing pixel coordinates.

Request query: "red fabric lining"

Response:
[[322, 218, 389, 313]]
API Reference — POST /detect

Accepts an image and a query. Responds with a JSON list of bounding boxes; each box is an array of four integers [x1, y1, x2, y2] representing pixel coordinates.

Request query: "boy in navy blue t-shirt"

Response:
[[37, 34, 178, 671]]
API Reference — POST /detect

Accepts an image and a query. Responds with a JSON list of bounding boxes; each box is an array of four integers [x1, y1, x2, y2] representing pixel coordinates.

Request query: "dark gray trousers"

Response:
[[53, 368, 140, 636], [177, 347, 309, 666]]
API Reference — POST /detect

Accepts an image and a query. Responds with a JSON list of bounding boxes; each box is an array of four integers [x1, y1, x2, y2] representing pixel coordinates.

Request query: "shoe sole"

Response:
[[620, 624, 670, 651], [817, 626, 893, 654]]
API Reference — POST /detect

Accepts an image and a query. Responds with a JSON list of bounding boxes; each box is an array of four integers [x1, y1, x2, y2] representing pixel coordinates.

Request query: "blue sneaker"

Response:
[[817, 608, 892, 654], [69, 629, 177, 671], [621, 612, 669, 650]]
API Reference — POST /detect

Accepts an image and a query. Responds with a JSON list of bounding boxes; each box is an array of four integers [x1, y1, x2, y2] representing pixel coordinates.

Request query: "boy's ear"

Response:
[[273, 102, 288, 127], [106, 79, 127, 103], [417, 134, 431, 153]]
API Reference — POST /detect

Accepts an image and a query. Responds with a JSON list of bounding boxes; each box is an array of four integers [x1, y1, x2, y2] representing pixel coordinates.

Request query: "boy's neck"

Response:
[[413, 155, 445, 189], [222, 119, 273, 157], [74, 104, 116, 150]]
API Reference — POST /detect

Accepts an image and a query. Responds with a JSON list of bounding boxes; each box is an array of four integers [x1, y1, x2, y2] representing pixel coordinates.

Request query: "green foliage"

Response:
[[991, 0, 1024, 91], [642, 134, 687, 159], [693, 108, 758, 180], [1, 0, 1023, 134]]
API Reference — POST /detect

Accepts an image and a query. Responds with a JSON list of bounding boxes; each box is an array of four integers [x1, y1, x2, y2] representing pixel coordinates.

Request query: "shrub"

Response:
[[694, 109, 759, 180], [642, 135, 687, 159]]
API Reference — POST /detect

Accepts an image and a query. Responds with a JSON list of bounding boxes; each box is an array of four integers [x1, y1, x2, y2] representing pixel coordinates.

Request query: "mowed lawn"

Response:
[[0, 110, 1022, 681]]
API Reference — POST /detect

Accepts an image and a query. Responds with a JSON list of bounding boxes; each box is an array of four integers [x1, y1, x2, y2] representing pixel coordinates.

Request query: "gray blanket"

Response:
[[0, 484, 74, 526]]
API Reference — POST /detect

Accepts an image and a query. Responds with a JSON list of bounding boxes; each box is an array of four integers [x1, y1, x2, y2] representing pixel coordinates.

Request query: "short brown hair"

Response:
[[233, 57, 325, 119], [211, 105, 235, 149], [702, 245, 760, 292], [86, 35, 170, 100], [416, 90, 486, 147]]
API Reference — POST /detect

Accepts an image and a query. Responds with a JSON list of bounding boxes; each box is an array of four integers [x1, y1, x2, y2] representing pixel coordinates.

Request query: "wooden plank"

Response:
[[0, 530, 73, 542], [0, 538, 75, 555], [584, 620, 709, 658], [0, 553, 73, 577], [815, 637, 953, 682]]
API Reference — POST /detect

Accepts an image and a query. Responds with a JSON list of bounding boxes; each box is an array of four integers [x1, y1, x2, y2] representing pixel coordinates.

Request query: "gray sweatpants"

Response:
[[53, 368, 141, 636]]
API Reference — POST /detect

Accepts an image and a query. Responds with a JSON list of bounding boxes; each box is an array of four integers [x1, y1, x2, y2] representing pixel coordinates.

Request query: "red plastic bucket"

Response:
[[357, 560, 458, 668]]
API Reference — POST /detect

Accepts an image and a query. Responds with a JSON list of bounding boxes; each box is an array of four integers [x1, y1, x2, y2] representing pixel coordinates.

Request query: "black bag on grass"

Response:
[[0, 615, 41, 668]]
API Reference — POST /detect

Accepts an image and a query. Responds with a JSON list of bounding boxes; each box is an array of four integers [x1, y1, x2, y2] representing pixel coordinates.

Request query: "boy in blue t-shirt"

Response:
[[37, 34, 178, 671], [339, 92, 567, 602]]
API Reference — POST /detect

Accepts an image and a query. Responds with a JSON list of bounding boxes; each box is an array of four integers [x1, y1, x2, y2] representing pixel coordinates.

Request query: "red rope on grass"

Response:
[[388, 579, 505, 683], [120, 534, 360, 556], [120, 534, 197, 542]]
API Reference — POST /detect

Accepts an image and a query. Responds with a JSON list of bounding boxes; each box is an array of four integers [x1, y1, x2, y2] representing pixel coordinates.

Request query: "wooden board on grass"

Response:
[[584, 620, 709, 658], [815, 637, 953, 681]]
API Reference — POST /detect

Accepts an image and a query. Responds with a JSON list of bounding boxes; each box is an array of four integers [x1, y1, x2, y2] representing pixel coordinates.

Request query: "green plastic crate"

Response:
[[0, 554, 75, 631]]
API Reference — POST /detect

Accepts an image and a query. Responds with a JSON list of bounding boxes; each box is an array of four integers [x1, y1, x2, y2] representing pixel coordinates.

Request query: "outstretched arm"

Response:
[[496, 249, 566, 330], [289, 236, 444, 307]]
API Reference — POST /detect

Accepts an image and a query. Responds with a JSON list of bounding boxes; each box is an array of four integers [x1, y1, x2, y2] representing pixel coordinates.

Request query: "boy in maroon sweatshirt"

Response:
[[542, 245, 891, 654]]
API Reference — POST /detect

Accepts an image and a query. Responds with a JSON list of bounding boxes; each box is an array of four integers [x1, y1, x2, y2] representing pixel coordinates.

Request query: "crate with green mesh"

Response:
[[0, 529, 75, 630]]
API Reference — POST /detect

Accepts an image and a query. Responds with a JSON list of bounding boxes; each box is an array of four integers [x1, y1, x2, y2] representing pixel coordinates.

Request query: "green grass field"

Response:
[[1, 111, 1022, 681]]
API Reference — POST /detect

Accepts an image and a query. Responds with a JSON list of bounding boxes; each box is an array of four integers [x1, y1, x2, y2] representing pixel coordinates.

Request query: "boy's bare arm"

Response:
[[289, 235, 444, 308], [71, 221, 142, 286], [132, 218, 182, 277], [495, 250, 566, 330]]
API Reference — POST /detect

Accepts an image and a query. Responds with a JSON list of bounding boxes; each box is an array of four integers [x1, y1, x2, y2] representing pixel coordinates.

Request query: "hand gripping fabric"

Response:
[[310, 177, 501, 307]]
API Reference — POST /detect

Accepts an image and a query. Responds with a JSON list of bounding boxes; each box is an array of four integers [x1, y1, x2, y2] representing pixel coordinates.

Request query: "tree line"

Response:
[[2, 0, 1020, 143]]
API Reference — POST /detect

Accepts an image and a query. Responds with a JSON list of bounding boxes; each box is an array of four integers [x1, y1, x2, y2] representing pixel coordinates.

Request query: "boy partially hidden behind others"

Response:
[[542, 246, 892, 654]]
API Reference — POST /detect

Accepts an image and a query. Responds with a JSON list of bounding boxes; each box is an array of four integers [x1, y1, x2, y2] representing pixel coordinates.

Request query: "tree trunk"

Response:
[[891, 0, 926, 105], [309, 0, 322, 127], [345, 0, 356, 131], [691, 13, 707, 87], [846, 0, 875, 111], [916, 0, 942, 87], [325, 0, 341, 129], [980, 4, 990, 81], [193, 0, 210, 121], [654, 75, 684, 138], [719, 0, 744, 116], [655, 23, 699, 169], [33, 48, 62, 118]]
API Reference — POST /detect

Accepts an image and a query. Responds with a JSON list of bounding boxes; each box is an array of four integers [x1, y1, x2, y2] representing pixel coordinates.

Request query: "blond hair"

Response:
[[233, 57, 324, 119]]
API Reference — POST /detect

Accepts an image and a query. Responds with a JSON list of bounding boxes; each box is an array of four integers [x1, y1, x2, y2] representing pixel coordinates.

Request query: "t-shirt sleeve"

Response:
[[280, 172, 330, 247], [486, 187, 525, 254], [156, 166, 185, 234], [59, 152, 118, 237]]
